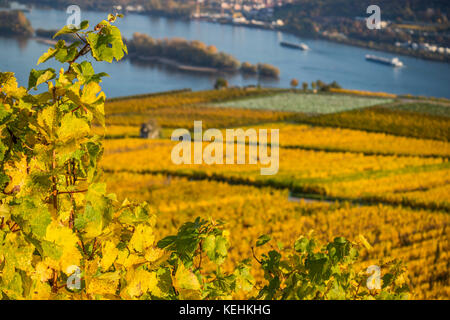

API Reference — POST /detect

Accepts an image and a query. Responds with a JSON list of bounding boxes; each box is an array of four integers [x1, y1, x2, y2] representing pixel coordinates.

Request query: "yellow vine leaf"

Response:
[[144, 246, 166, 263], [358, 234, 373, 251], [0, 72, 26, 98], [115, 250, 146, 268], [56, 113, 90, 143], [87, 277, 119, 296], [123, 253, 146, 269], [37, 104, 57, 137], [33, 261, 53, 282], [4, 156, 28, 194], [100, 241, 119, 271], [125, 268, 158, 298], [30, 280, 52, 300], [44, 222, 82, 274], [173, 263, 202, 300], [128, 224, 155, 253]]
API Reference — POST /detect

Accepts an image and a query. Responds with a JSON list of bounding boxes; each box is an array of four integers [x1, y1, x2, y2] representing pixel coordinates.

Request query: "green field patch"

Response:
[[211, 92, 392, 114]]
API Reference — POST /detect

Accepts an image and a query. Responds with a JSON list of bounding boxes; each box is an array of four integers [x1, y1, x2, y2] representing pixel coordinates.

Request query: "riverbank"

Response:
[[319, 33, 450, 64], [193, 17, 450, 64]]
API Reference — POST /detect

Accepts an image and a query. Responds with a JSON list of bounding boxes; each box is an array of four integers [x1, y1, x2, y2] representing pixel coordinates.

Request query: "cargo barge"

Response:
[[365, 54, 404, 67], [280, 41, 310, 51]]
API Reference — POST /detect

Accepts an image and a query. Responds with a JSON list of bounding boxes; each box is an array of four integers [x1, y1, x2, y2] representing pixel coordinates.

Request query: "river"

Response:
[[0, 7, 449, 98]]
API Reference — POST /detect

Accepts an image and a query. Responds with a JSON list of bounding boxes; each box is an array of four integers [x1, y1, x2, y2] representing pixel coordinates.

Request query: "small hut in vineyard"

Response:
[[140, 120, 160, 139]]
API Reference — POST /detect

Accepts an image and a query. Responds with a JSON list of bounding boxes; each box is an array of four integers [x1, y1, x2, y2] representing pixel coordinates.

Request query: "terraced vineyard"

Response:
[[105, 174, 450, 300], [99, 89, 450, 299]]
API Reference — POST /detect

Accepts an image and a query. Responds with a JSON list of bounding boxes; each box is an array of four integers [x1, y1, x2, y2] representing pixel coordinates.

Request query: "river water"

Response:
[[0, 7, 449, 98]]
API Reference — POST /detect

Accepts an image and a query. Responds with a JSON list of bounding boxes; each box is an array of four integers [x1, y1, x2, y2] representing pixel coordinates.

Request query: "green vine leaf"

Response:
[[28, 68, 56, 91]]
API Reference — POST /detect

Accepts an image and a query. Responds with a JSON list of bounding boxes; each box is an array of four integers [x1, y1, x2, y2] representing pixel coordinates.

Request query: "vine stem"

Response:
[[196, 241, 203, 271], [51, 149, 58, 212], [74, 32, 87, 44], [58, 189, 88, 195], [251, 247, 262, 265], [51, 269, 58, 293], [355, 278, 363, 296], [69, 208, 74, 229], [89, 238, 98, 260], [68, 43, 90, 67], [78, 240, 86, 255]]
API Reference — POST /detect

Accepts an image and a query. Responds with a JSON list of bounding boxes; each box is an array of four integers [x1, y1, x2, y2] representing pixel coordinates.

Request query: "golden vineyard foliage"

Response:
[[328, 88, 397, 99], [303, 106, 450, 141], [264, 123, 450, 158], [101, 138, 446, 208], [318, 167, 450, 210], [105, 105, 295, 129], [105, 173, 449, 300], [166, 123, 449, 157], [100, 110, 449, 300], [0, 17, 409, 300]]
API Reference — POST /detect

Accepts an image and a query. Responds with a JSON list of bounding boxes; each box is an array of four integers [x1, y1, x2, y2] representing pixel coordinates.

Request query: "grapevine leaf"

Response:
[[128, 224, 155, 254], [174, 263, 201, 299], [0, 72, 27, 98], [28, 68, 56, 90], [53, 20, 88, 39], [40, 240, 63, 260], [234, 261, 254, 292], [73, 61, 109, 84], [294, 237, 309, 253], [86, 25, 127, 63], [54, 44, 78, 63], [56, 113, 90, 143], [87, 277, 119, 296], [100, 241, 119, 271], [44, 222, 82, 274], [256, 234, 271, 247], [37, 47, 57, 65], [125, 269, 158, 298], [203, 234, 228, 265]]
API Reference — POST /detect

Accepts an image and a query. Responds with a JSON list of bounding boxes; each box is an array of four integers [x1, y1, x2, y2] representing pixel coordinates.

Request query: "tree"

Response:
[[302, 82, 309, 91], [290, 78, 299, 89], [214, 77, 228, 90], [329, 81, 342, 89], [311, 81, 317, 92], [316, 80, 326, 91]]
